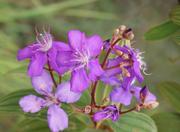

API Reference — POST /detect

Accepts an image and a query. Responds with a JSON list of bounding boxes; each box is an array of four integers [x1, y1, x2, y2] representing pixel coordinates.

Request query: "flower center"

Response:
[[71, 49, 90, 70], [36, 32, 53, 52], [45, 95, 60, 106]]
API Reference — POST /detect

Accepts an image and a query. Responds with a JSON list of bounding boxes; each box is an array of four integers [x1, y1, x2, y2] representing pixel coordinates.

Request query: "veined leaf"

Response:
[[152, 113, 180, 132], [17, 118, 49, 132], [0, 89, 36, 112], [144, 21, 179, 40], [109, 112, 157, 132], [64, 115, 87, 132], [157, 81, 180, 113], [0, 72, 31, 93], [75, 90, 90, 107]]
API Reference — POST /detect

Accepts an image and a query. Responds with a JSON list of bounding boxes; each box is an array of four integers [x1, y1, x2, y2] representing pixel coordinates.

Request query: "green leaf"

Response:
[[17, 114, 87, 132], [75, 90, 90, 106], [172, 31, 180, 45], [17, 118, 49, 132], [0, 89, 36, 112], [170, 5, 180, 26], [64, 115, 87, 132], [144, 21, 179, 40], [110, 112, 157, 132], [152, 113, 180, 132], [0, 65, 31, 93], [157, 81, 180, 113]]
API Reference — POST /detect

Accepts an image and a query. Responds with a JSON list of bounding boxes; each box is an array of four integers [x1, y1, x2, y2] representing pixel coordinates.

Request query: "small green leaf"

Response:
[[110, 112, 157, 132], [144, 21, 179, 40], [170, 5, 180, 26], [0, 89, 36, 112], [157, 81, 180, 113], [152, 113, 180, 132]]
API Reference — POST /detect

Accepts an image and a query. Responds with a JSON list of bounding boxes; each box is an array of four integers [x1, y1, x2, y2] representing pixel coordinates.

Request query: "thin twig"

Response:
[[47, 60, 57, 88], [90, 38, 120, 107], [120, 107, 136, 114]]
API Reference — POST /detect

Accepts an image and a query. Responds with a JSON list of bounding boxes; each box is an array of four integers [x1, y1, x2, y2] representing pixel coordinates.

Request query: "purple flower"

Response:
[[101, 45, 144, 87], [17, 30, 68, 77], [110, 87, 133, 106], [56, 30, 104, 92], [93, 105, 119, 122], [110, 84, 158, 108], [133, 86, 158, 109], [19, 70, 81, 132]]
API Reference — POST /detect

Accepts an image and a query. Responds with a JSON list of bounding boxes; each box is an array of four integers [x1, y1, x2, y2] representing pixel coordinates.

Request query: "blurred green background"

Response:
[[0, 0, 179, 132]]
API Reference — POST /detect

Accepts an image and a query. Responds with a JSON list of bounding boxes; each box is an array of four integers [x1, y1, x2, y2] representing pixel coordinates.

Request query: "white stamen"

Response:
[[72, 49, 90, 70], [36, 31, 53, 52], [136, 51, 152, 75]]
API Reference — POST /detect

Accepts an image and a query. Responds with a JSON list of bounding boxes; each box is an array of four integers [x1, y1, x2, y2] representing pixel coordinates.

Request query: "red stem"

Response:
[[47, 60, 57, 88], [90, 38, 120, 107], [120, 107, 136, 114]]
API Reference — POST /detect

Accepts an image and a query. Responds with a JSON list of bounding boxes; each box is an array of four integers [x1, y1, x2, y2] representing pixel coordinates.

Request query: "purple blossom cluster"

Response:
[[17, 26, 158, 132]]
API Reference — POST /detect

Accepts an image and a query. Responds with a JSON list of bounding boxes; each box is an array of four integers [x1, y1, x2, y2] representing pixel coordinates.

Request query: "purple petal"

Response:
[[105, 105, 119, 121], [105, 58, 123, 76], [93, 105, 119, 122], [88, 59, 104, 81], [111, 111, 120, 122], [122, 76, 135, 89], [140, 86, 149, 99], [93, 110, 108, 122], [103, 39, 110, 51], [68, 30, 85, 50], [114, 46, 130, 54], [70, 68, 90, 92], [31, 70, 53, 95], [56, 50, 75, 67], [48, 105, 68, 132], [47, 45, 60, 74], [144, 92, 157, 104], [28, 52, 47, 76], [19, 95, 45, 113], [86, 35, 103, 57], [132, 86, 141, 102], [53, 41, 71, 51], [48, 41, 71, 74], [101, 75, 120, 86], [133, 59, 144, 83], [49, 45, 73, 75], [17, 46, 32, 61], [110, 87, 132, 106], [55, 82, 81, 103], [133, 86, 156, 104]]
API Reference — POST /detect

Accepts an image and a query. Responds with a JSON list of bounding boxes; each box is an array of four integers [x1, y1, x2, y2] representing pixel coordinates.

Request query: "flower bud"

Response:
[[143, 101, 159, 110], [123, 28, 134, 40], [119, 25, 127, 31], [84, 105, 92, 114], [140, 86, 149, 102]]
